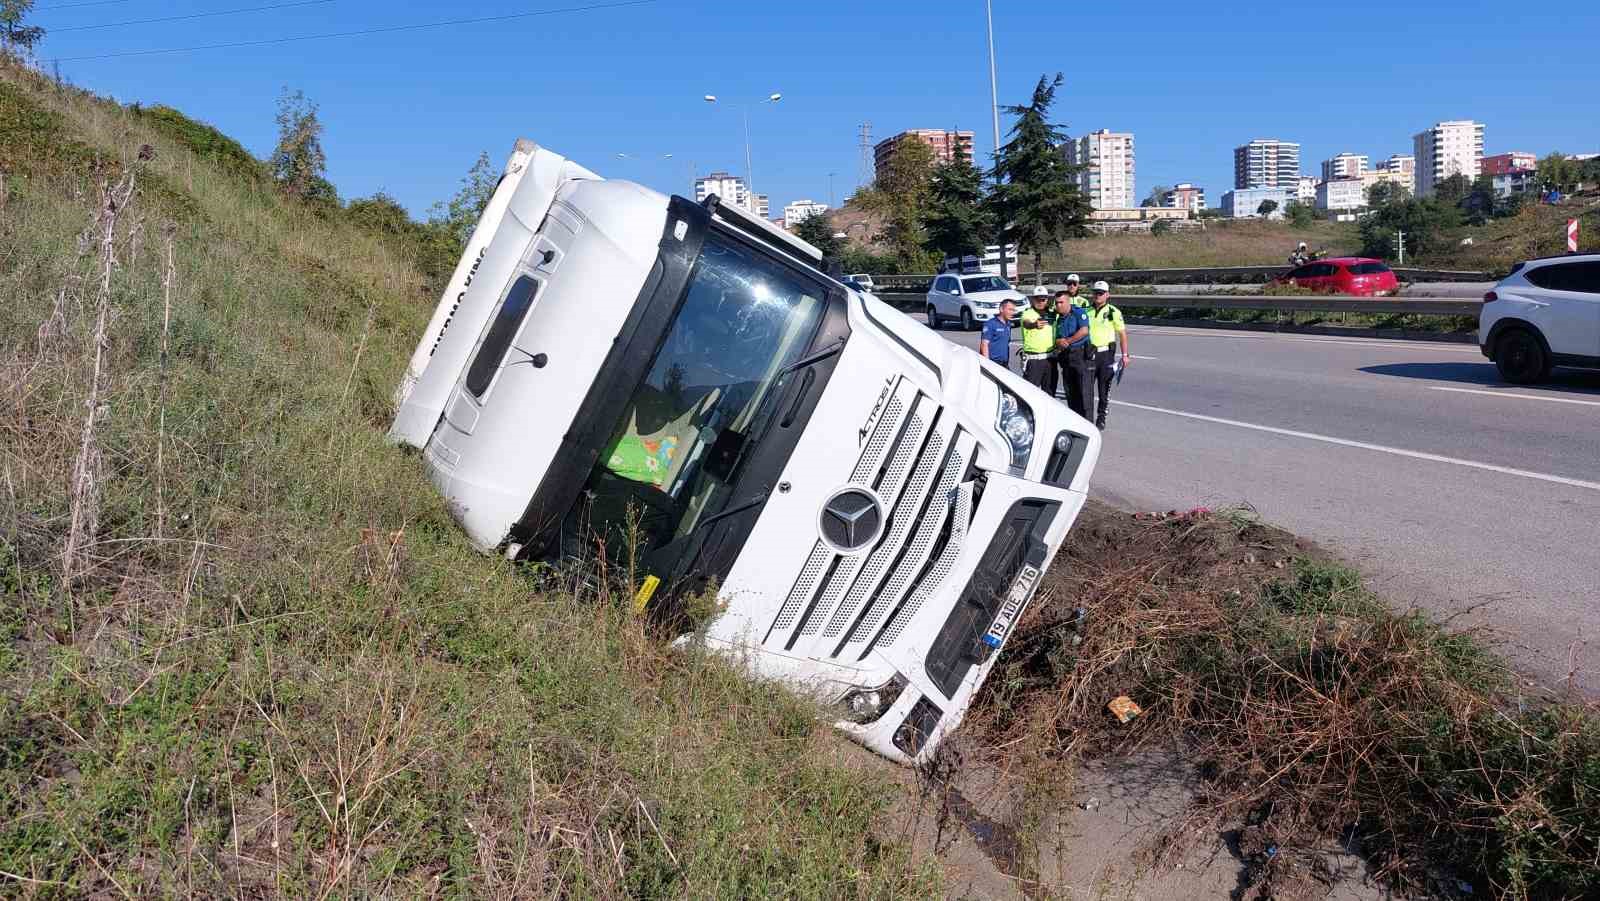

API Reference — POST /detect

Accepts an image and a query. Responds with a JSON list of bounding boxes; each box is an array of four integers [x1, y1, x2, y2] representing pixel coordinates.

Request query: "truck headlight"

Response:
[[838, 673, 908, 724], [995, 388, 1035, 470]]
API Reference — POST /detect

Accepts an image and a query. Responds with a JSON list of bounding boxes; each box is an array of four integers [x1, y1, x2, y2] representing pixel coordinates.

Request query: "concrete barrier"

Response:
[[868, 265, 1491, 294]]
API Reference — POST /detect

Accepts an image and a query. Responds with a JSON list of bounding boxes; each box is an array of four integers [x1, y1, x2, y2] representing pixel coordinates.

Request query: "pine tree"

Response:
[[921, 144, 993, 262], [991, 74, 1090, 277]]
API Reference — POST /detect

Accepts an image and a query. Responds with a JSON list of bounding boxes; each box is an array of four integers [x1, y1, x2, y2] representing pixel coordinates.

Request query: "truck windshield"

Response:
[[584, 231, 826, 556]]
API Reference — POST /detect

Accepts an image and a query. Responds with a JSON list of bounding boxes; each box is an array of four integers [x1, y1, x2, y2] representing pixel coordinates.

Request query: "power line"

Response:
[[35, 0, 134, 9], [49, 0, 656, 62], [49, 0, 334, 33]]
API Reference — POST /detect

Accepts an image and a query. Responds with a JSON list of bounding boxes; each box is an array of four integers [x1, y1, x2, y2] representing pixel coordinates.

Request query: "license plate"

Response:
[[982, 563, 1041, 649]]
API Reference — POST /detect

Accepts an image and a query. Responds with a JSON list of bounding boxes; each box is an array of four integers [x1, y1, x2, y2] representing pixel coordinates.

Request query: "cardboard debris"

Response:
[[1107, 696, 1142, 723]]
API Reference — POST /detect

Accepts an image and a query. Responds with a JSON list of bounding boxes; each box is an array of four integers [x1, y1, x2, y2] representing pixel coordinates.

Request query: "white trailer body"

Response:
[[394, 140, 1100, 764]]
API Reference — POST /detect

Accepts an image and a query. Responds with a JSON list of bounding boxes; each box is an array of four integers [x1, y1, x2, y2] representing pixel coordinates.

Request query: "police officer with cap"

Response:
[[1062, 273, 1087, 308], [1085, 280, 1129, 431], [1053, 290, 1091, 419], [1018, 284, 1057, 394]]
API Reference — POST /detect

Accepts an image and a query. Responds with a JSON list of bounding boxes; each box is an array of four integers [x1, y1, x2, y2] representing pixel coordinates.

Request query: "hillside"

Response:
[[1042, 219, 1359, 270], [0, 57, 928, 896]]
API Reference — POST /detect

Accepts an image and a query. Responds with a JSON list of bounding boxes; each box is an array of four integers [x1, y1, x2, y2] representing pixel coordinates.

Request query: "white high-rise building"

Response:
[[1321, 153, 1369, 182], [782, 199, 828, 229], [1376, 154, 1416, 195], [1295, 175, 1319, 205], [1063, 129, 1136, 210], [694, 171, 752, 211], [1413, 121, 1485, 197], [1234, 139, 1301, 189]]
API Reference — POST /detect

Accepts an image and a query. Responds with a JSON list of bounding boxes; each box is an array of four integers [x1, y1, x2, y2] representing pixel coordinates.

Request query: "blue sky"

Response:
[[38, 0, 1600, 218]]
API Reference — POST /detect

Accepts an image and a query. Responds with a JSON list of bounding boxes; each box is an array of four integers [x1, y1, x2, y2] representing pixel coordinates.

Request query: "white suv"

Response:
[[926, 272, 1025, 331], [1479, 253, 1600, 384]]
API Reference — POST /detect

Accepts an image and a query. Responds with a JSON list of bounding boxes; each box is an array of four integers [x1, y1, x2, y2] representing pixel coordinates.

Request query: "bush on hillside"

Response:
[[133, 103, 265, 182]]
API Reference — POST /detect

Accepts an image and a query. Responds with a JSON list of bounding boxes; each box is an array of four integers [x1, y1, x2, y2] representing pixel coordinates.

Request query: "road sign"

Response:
[[1570, 219, 1580, 253]]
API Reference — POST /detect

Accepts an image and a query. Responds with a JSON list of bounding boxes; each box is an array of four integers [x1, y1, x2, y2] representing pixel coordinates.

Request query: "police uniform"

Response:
[[1055, 302, 1092, 419], [979, 315, 1012, 369], [1086, 299, 1125, 429], [1018, 299, 1057, 395]]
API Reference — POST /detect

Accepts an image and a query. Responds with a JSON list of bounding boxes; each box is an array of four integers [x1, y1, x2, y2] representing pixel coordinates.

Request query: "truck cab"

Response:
[[391, 140, 1100, 764]]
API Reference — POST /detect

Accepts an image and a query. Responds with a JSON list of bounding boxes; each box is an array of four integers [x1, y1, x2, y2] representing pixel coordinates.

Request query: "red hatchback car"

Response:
[[1272, 257, 1399, 296]]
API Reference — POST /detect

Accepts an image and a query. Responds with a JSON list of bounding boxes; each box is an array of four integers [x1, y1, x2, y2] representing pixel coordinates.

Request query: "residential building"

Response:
[[694, 171, 752, 211], [1413, 120, 1485, 197], [752, 193, 769, 218], [1321, 153, 1369, 182], [1295, 176, 1319, 205], [1221, 186, 1296, 219], [1316, 178, 1366, 212], [1376, 154, 1416, 194], [1160, 183, 1206, 212], [1062, 129, 1136, 209], [1234, 139, 1301, 189], [1360, 167, 1411, 201], [1491, 170, 1540, 199], [782, 199, 828, 229], [1481, 151, 1536, 176], [872, 129, 975, 182]]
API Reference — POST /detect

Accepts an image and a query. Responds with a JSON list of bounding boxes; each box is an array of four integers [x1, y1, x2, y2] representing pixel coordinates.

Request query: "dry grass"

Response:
[[1042, 220, 1361, 271], [965, 504, 1600, 900]]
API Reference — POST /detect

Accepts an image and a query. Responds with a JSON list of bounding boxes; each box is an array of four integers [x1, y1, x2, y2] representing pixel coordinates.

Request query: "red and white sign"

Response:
[[1570, 219, 1581, 253]]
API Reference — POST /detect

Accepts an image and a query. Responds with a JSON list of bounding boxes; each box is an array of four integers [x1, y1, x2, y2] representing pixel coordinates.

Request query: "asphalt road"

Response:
[[930, 314, 1600, 691]]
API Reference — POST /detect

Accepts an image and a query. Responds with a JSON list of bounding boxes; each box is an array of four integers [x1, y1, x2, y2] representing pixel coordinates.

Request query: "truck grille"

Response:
[[764, 377, 979, 661]]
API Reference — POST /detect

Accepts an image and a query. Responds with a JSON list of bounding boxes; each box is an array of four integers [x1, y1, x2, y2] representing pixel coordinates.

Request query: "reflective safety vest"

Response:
[[1019, 308, 1055, 353], [1087, 302, 1124, 349]]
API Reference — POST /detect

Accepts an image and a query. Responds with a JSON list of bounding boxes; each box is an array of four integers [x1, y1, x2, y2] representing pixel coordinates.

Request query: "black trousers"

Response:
[[1091, 348, 1117, 426], [1022, 356, 1056, 397], [1060, 345, 1095, 420]]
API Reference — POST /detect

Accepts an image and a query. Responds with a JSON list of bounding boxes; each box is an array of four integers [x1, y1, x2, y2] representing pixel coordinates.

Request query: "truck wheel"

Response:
[[926, 305, 940, 329], [1494, 328, 1550, 384], [960, 308, 975, 331]]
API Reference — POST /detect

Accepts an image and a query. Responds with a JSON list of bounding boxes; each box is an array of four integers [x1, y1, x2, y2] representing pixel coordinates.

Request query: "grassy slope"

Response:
[[0, 59, 931, 897], [1041, 219, 1360, 271]]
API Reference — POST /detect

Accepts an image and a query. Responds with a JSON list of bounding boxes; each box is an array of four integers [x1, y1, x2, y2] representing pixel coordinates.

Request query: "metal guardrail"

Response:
[[867, 265, 1491, 293], [876, 293, 1481, 318]]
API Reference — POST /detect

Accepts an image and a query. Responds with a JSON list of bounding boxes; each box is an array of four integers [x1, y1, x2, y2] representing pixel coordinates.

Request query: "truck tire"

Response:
[[1494, 328, 1550, 384], [927, 305, 940, 329], [960, 308, 975, 331]]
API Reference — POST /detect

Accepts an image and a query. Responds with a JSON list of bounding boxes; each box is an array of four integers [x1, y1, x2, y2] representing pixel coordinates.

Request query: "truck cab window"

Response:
[[584, 232, 826, 560]]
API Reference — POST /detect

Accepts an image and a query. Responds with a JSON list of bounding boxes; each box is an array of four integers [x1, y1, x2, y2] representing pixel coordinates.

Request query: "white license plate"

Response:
[[982, 563, 1040, 649]]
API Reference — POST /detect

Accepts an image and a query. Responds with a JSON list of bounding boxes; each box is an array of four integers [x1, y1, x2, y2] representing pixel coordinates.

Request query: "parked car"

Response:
[[1479, 253, 1600, 384], [842, 276, 880, 304], [926, 272, 1026, 330], [1270, 257, 1399, 296], [846, 273, 876, 293]]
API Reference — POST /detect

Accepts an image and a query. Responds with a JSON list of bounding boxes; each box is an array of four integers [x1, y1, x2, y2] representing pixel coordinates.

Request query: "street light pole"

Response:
[[985, 0, 1007, 279], [704, 92, 782, 212]]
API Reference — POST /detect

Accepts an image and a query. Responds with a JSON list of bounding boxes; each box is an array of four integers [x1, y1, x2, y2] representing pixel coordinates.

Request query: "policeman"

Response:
[[1085, 280, 1130, 431], [978, 299, 1017, 369], [1018, 285, 1057, 394], [1061, 273, 1087, 308], [1053, 290, 1092, 418]]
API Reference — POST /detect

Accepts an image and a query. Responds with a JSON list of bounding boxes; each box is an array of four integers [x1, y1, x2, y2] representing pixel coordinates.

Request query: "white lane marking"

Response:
[[1113, 399, 1600, 493], [1428, 386, 1600, 408], [1130, 328, 1479, 353]]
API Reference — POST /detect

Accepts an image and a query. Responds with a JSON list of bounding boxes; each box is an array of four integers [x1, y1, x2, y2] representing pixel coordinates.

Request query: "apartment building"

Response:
[[1063, 129, 1137, 209], [1221, 186, 1296, 219], [694, 171, 752, 210], [1160, 183, 1206, 212], [872, 129, 975, 182], [1321, 153, 1369, 182], [1316, 178, 1366, 212], [1234, 139, 1301, 189], [1375, 154, 1416, 194], [782, 199, 828, 229], [1481, 151, 1536, 176], [1413, 120, 1485, 197]]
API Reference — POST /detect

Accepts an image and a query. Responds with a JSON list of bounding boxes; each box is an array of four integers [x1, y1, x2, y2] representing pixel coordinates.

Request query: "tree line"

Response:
[[794, 73, 1091, 276]]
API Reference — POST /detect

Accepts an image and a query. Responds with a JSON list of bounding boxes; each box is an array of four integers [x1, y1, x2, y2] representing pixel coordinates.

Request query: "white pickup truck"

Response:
[[390, 139, 1100, 764]]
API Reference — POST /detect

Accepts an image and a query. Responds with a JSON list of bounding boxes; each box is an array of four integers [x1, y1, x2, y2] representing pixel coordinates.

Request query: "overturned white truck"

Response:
[[391, 139, 1100, 764]]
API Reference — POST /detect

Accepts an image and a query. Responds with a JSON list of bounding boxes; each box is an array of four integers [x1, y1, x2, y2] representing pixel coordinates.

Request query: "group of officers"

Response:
[[977, 274, 1130, 431]]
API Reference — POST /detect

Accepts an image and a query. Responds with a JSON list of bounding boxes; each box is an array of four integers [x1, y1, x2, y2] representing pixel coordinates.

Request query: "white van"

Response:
[[391, 140, 1100, 764]]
